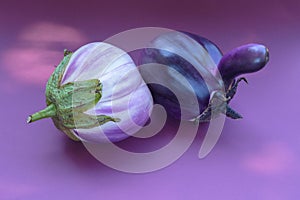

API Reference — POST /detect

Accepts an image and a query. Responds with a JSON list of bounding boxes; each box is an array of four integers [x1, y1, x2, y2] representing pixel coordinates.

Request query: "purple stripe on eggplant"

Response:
[[180, 31, 223, 65], [139, 49, 210, 120], [61, 42, 99, 83]]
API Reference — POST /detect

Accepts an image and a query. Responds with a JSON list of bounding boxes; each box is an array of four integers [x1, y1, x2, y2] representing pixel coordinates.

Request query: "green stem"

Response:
[[27, 104, 57, 123]]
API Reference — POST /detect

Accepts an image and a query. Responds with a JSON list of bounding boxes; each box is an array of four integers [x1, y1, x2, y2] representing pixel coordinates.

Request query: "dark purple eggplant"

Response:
[[139, 31, 269, 121], [218, 44, 269, 87]]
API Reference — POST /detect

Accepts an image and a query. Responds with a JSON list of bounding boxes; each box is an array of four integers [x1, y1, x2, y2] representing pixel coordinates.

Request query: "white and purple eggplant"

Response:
[[139, 31, 269, 121], [28, 42, 153, 142]]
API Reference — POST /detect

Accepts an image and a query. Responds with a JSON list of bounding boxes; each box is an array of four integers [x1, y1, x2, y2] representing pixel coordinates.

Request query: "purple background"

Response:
[[1, 0, 300, 199]]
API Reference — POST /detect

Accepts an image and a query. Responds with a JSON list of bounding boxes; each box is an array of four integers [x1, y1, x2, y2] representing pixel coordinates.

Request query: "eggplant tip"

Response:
[[27, 116, 32, 124], [265, 47, 270, 63]]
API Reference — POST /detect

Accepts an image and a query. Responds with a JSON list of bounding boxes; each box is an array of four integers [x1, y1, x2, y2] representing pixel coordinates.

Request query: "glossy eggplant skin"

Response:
[[139, 31, 269, 120], [139, 31, 223, 120], [218, 44, 269, 83], [184, 33, 269, 89], [180, 31, 223, 65], [140, 48, 209, 119]]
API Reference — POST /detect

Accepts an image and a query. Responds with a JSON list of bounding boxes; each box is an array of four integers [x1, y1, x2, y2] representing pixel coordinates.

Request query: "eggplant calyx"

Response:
[[226, 77, 248, 103], [193, 102, 243, 123], [194, 77, 247, 123], [27, 50, 118, 140], [193, 91, 228, 123], [226, 105, 243, 119], [223, 77, 247, 119]]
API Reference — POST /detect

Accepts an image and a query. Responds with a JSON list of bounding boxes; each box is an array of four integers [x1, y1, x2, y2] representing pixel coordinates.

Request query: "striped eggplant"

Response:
[[28, 42, 153, 142], [139, 31, 269, 121]]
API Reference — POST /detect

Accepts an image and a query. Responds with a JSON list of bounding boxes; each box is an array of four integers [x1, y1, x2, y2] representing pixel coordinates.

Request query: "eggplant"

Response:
[[28, 42, 153, 142], [139, 31, 269, 121]]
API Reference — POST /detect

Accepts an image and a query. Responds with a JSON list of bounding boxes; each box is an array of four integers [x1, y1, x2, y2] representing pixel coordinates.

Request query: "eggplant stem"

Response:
[[27, 104, 57, 123]]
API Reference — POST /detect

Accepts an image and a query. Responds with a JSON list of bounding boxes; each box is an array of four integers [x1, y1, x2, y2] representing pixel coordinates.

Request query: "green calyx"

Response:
[[27, 50, 119, 141]]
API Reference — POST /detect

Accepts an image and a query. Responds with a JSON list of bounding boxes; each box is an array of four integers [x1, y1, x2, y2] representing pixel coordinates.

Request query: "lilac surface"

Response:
[[1, 0, 300, 199]]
